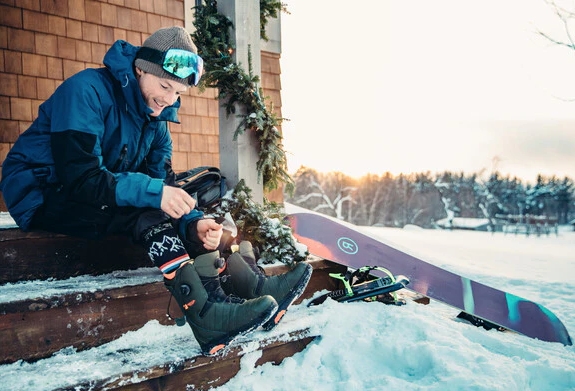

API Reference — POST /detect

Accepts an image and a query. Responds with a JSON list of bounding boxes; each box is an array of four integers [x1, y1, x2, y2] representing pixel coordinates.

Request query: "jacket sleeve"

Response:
[[49, 72, 163, 209], [51, 129, 118, 207]]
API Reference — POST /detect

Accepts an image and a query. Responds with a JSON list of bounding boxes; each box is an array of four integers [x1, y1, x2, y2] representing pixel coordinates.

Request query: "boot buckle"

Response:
[[214, 256, 227, 273]]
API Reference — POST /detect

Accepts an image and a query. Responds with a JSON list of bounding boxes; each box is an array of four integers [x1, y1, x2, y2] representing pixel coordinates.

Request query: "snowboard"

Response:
[[287, 212, 572, 346]]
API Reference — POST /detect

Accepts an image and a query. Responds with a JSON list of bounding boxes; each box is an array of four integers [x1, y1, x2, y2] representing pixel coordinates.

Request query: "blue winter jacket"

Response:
[[0, 40, 180, 230]]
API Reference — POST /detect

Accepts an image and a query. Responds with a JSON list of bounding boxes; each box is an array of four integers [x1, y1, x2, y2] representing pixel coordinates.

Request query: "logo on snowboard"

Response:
[[337, 237, 358, 255]]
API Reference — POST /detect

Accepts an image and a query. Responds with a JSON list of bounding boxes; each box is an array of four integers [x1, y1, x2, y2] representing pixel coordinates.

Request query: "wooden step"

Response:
[[56, 328, 316, 391], [0, 228, 149, 283], [0, 259, 345, 364], [0, 279, 168, 364]]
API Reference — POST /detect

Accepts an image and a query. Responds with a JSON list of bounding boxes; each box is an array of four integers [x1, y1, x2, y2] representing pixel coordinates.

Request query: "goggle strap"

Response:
[[136, 47, 165, 65]]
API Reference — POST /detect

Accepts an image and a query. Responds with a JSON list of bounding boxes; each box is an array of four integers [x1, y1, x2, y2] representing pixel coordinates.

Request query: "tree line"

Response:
[[284, 167, 575, 228]]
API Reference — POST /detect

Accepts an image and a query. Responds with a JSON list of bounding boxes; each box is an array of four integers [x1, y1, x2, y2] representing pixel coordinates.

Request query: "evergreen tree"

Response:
[[287, 166, 575, 229]]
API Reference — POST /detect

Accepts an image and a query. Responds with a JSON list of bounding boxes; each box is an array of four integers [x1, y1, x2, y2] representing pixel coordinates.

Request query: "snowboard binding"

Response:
[[308, 266, 409, 307]]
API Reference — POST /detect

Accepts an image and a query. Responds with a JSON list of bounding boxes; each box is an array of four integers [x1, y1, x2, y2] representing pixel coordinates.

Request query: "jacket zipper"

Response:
[[112, 144, 128, 172], [127, 121, 149, 171]]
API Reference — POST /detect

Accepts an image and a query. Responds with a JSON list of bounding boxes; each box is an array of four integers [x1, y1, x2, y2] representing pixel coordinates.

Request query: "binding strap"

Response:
[[329, 266, 397, 298]]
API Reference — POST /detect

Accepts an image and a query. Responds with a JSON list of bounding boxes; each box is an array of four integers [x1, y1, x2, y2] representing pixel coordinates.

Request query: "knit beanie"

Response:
[[135, 26, 198, 87]]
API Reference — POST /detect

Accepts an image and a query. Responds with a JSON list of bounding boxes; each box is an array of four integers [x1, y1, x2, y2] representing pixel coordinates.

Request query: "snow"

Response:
[[1, 210, 575, 390], [0, 212, 17, 229], [0, 267, 161, 303]]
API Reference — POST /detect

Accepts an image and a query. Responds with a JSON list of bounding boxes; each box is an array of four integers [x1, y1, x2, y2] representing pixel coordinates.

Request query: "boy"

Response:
[[0, 26, 311, 355]]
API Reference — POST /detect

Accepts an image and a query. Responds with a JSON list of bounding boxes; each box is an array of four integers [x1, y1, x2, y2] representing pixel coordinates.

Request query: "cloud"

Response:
[[479, 119, 575, 180]]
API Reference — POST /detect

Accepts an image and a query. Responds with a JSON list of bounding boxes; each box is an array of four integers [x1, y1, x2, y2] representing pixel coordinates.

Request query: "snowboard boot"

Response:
[[224, 241, 313, 330], [164, 251, 278, 355]]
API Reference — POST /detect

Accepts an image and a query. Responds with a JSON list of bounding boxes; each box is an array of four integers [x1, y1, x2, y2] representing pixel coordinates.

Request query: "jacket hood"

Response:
[[103, 40, 180, 122]]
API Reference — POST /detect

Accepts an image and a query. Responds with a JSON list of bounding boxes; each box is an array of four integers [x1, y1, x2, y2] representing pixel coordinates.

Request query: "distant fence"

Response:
[[495, 214, 558, 237]]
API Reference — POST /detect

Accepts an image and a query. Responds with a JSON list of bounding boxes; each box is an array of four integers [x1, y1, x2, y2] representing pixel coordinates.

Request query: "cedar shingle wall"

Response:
[[260, 50, 284, 203], [0, 0, 283, 203]]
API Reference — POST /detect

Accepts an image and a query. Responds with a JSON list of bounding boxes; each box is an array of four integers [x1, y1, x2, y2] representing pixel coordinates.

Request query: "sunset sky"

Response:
[[279, 0, 575, 183]]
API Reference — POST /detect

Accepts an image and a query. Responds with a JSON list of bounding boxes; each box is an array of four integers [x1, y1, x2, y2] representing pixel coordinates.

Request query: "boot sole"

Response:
[[263, 263, 313, 331], [200, 300, 279, 356]]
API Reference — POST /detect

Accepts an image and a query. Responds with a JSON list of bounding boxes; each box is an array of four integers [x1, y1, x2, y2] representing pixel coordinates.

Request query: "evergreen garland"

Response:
[[192, 2, 305, 265], [214, 180, 307, 265], [192, 1, 294, 194], [259, 1, 289, 42]]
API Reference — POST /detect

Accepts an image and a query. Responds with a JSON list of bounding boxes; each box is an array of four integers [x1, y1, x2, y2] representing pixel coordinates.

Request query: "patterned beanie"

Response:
[[134, 26, 198, 87]]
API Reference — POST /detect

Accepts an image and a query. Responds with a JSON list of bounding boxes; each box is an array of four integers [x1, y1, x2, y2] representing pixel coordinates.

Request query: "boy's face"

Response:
[[136, 67, 188, 117]]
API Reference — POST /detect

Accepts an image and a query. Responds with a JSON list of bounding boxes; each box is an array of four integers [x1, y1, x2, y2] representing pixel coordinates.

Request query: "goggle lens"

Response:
[[137, 47, 203, 86], [162, 48, 203, 86]]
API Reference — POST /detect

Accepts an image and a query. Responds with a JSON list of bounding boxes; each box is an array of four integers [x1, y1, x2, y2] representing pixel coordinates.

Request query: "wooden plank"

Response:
[[58, 330, 316, 391], [0, 230, 347, 285], [0, 282, 171, 364], [0, 228, 149, 283]]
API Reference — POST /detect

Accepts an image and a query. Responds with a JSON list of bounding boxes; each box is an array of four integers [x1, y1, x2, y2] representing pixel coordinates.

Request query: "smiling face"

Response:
[[135, 67, 188, 117]]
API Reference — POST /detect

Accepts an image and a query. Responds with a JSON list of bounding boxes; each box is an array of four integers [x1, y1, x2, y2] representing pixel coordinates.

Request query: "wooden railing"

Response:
[[495, 214, 559, 236]]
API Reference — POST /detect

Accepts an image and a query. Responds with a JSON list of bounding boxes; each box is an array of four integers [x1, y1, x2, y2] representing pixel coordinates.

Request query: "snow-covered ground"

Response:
[[0, 212, 574, 390]]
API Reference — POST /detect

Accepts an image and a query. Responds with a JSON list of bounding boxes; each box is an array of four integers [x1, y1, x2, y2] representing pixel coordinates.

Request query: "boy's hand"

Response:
[[161, 185, 197, 219], [196, 219, 223, 250]]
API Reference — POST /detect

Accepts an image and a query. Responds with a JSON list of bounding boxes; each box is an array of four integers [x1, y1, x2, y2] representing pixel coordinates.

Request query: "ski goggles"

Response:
[[136, 47, 204, 86]]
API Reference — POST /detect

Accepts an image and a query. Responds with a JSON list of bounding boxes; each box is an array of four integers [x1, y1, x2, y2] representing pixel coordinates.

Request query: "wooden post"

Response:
[[216, 0, 264, 204]]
